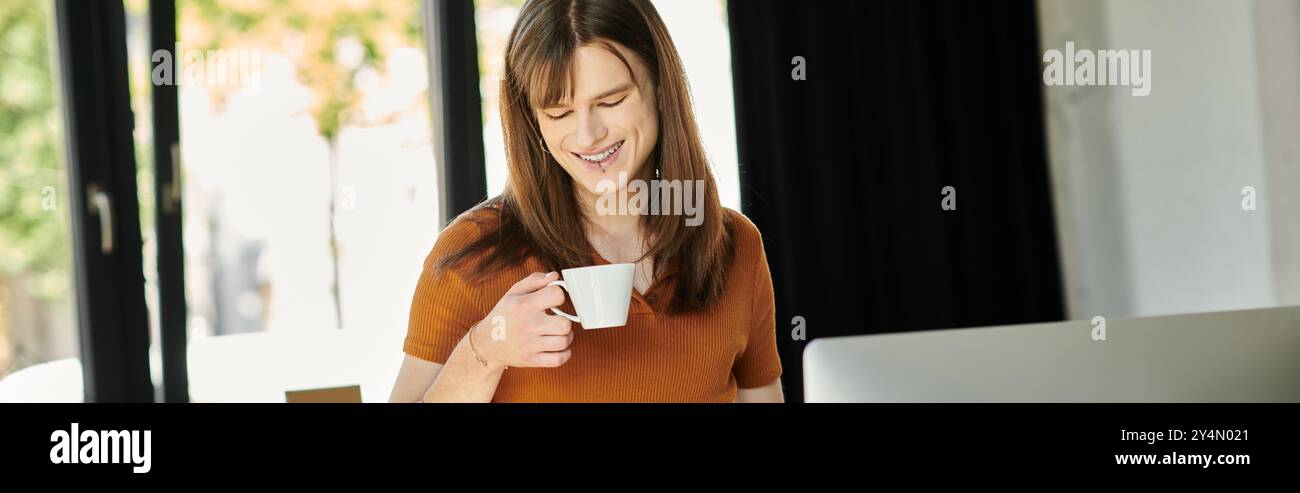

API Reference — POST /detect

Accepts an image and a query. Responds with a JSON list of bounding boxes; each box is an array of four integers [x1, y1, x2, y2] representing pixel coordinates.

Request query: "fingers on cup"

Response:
[[509, 272, 556, 294], [531, 284, 566, 309]]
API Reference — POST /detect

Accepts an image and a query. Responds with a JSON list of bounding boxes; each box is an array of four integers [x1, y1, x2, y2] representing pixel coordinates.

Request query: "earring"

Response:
[[655, 164, 660, 179]]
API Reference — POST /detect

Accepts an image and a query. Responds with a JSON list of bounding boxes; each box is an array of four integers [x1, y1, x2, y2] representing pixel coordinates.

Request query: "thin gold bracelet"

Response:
[[467, 323, 503, 369]]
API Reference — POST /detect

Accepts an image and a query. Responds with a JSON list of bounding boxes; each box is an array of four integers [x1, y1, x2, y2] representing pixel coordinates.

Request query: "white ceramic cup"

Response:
[[546, 263, 636, 329]]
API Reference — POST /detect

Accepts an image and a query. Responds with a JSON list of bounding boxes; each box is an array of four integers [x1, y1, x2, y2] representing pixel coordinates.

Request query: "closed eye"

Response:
[[600, 95, 628, 108], [544, 110, 573, 120]]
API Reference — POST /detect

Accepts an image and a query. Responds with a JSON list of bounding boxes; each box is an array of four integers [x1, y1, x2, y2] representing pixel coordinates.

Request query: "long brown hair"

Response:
[[441, 0, 734, 313]]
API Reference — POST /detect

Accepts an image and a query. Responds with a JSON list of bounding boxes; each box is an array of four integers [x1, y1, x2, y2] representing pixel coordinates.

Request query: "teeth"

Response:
[[580, 141, 622, 162]]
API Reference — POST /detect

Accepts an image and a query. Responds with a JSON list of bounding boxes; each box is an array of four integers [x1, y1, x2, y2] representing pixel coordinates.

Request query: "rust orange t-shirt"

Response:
[[403, 206, 782, 402]]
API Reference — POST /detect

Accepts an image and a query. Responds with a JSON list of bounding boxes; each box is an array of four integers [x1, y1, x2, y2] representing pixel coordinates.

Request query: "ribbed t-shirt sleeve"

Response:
[[403, 218, 489, 365], [732, 216, 784, 389]]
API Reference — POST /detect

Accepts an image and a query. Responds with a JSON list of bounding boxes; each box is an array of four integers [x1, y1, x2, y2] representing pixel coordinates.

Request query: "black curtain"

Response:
[[728, 0, 1065, 402]]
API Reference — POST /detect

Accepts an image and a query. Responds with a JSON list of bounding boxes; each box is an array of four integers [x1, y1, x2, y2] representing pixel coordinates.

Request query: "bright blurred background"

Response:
[[0, 0, 737, 402], [4, 0, 1300, 404]]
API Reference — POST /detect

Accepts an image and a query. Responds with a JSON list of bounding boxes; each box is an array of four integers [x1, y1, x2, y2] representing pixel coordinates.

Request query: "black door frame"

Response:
[[148, 0, 189, 403], [54, 0, 155, 403], [425, 0, 488, 224]]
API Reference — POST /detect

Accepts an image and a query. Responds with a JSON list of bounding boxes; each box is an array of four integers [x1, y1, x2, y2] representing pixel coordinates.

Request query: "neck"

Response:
[[583, 201, 642, 241], [576, 188, 643, 242]]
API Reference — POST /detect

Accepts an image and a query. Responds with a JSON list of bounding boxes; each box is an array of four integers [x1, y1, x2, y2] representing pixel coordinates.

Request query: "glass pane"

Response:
[[0, 0, 83, 402], [474, 0, 741, 209], [651, 0, 740, 210], [127, 0, 440, 402]]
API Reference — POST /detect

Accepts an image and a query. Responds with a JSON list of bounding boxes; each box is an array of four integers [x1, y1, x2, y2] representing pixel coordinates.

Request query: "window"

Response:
[[123, 0, 440, 402], [0, 0, 82, 402]]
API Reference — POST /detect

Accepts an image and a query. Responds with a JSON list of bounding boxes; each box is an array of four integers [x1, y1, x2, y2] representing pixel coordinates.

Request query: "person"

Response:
[[389, 0, 782, 402]]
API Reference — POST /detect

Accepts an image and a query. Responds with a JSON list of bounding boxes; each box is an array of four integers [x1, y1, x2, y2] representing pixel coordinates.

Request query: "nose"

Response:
[[574, 110, 608, 151]]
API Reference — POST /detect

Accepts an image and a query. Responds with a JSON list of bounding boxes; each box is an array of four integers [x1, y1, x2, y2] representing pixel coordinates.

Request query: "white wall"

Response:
[[1254, 0, 1300, 308], [1039, 0, 1300, 319]]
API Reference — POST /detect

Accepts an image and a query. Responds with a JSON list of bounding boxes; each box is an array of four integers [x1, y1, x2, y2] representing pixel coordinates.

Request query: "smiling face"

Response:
[[535, 42, 659, 204], [487, 0, 730, 312]]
